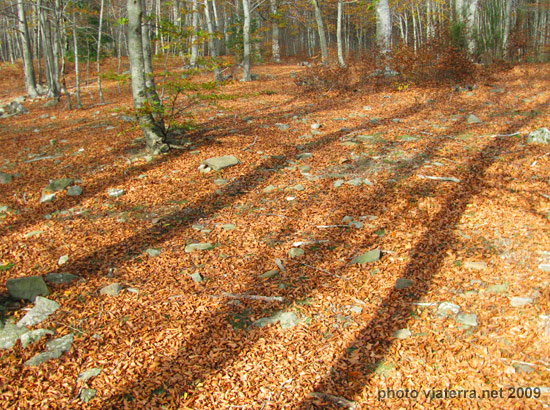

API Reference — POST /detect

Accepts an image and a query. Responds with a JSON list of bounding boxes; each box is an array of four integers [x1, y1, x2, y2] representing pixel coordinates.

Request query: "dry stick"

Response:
[[221, 292, 285, 303], [309, 392, 359, 409], [241, 135, 258, 151], [300, 263, 349, 281], [316, 224, 349, 228], [490, 132, 521, 138]]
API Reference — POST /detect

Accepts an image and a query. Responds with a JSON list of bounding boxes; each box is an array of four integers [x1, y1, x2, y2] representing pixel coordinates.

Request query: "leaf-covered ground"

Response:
[[0, 60, 549, 409]]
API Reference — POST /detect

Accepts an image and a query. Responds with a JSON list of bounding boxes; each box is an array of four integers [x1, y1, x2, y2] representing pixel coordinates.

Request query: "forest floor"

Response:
[[0, 58, 549, 410]]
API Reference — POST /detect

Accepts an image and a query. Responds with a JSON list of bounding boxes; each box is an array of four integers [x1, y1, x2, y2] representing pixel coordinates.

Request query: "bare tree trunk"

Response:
[[337, 0, 345, 67], [72, 11, 82, 108], [190, 0, 199, 67], [16, 0, 38, 97], [127, 0, 168, 154], [376, 0, 392, 70], [204, 0, 222, 80], [312, 0, 328, 63], [97, 0, 105, 103], [241, 0, 251, 81], [270, 0, 280, 62]]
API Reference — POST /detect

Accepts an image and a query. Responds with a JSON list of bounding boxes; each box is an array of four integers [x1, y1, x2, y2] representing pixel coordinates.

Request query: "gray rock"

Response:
[[260, 269, 279, 279], [275, 123, 290, 131], [455, 313, 478, 326], [346, 178, 363, 186], [0, 322, 29, 349], [254, 311, 300, 329], [296, 153, 312, 160], [487, 283, 508, 293], [45, 273, 79, 284], [80, 389, 96, 403], [527, 128, 550, 145], [190, 272, 203, 283], [513, 363, 535, 373], [40, 193, 56, 203], [78, 368, 102, 382], [7, 276, 49, 301], [145, 248, 161, 257], [437, 302, 461, 317], [43, 100, 57, 108], [24, 349, 63, 366], [67, 186, 83, 196], [263, 185, 277, 193], [20, 329, 54, 348], [291, 184, 305, 191], [464, 261, 487, 270], [120, 115, 135, 122], [25, 230, 44, 238], [17, 296, 60, 327], [333, 179, 345, 188], [45, 178, 74, 193], [214, 179, 228, 185], [203, 155, 240, 171], [107, 188, 125, 198], [395, 278, 414, 290], [222, 223, 236, 231], [46, 333, 73, 352], [539, 264, 550, 272], [394, 328, 412, 339], [510, 297, 533, 307], [58, 255, 69, 265], [310, 123, 322, 130], [300, 165, 311, 173], [0, 172, 13, 184], [184, 243, 214, 252], [466, 114, 482, 124], [351, 249, 381, 265], [100, 283, 123, 296], [288, 248, 304, 258]]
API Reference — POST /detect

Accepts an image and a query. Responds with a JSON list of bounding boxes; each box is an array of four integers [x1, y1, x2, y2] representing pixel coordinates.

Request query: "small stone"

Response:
[[275, 123, 290, 131], [0, 323, 29, 349], [222, 223, 236, 231], [40, 193, 56, 203], [346, 178, 363, 186], [538, 264, 550, 272], [203, 155, 240, 171], [349, 305, 363, 314], [145, 248, 161, 257], [464, 261, 487, 270], [191, 223, 204, 231], [44, 178, 74, 193], [455, 313, 478, 326], [0, 172, 13, 184], [17, 296, 60, 327], [190, 272, 203, 283], [288, 248, 305, 258], [213, 179, 228, 185], [351, 249, 381, 264], [58, 255, 69, 265], [395, 278, 414, 290], [510, 297, 533, 307], [80, 388, 97, 403], [107, 188, 125, 198], [6, 276, 49, 301], [44, 273, 79, 284], [46, 333, 74, 352], [77, 368, 102, 382], [67, 186, 83, 196], [487, 283, 508, 293], [394, 328, 412, 339], [513, 363, 535, 374], [527, 128, 550, 145], [100, 283, 123, 297], [291, 184, 305, 191], [310, 123, 322, 130], [466, 114, 482, 124], [20, 329, 54, 349], [349, 221, 364, 229], [25, 230, 44, 238], [437, 302, 461, 317], [333, 179, 345, 188], [24, 350, 62, 366], [296, 153, 312, 160], [263, 185, 277, 193], [260, 269, 279, 279], [184, 243, 214, 252]]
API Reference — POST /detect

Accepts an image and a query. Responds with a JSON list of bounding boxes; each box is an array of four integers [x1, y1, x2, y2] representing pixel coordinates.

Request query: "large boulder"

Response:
[[6, 276, 49, 301], [201, 155, 240, 172]]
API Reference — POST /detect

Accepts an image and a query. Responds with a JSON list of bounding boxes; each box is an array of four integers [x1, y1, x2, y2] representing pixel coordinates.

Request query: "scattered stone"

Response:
[[67, 186, 83, 196], [351, 249, 381, 265], [333, 179, 345, 188], [395, 278, 414, 290], [300, 165, 311, 173], [25, 230, 44, 238], [253, 311, 300, 330], [222, 223, 236, 231], [145, 248, 161, 257], [184, 243, 214, 252], [288, 248, 305, 258], [0, 322, 29, 349], [24, 350, 62, 366], [466, 114, 482, 124], [464, 261, 487, 270], [40, 193, 56, 203], [190, 272, 203, 283], [263, 185, 277, 193], [455, 313, 478, 327], [346, 178, 363, 187], [192, 223, 204, 231], [296, 153, 312, 160], [6, 276, 49, 301], [394, 328, 412, 339], [79, 388, 97, 403], [437, 302, 461, 317], [275, 123, 290, 131], [510, 297, 533, 307], [44, 178, 74, 193], [20, 329, 54, 349], [539, 264, 550, 272], [43, 100, 57, 108], [0, 172, 12, 184], [17, 296, 60, 327], [513, 363, 535, 373], [100, 283, 123, 297], [24, 333, 74, 367], [203, 155, 240, 171], [260, 269, 279, 279], [58, 255, 69, 265], [213, 179, 228, 185], [45, 273, 79, 284], [78, 368, 102, 382], [107, 188, 125, 198], [527, 128, 550, 145], [311, 123, 322, 130], [291, 184, 305, 191], [487, 283, 508, 293], [349, 221, 364, 229]]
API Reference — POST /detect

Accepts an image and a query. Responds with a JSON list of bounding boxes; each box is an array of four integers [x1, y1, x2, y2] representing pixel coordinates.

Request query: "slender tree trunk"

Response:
[[270, 0, 280, 62], [126, 0, 168, 155], [72, 11, 82, 108], [204, 0, 222, 80], [97, 0, 105, 103], [17, 0, 38, 97], [337, 0, 345, 67], [190, 0, 199, 67], [312, 0, 328, 63], [241, 0, 251, 81], [376, 0, 391, 69]]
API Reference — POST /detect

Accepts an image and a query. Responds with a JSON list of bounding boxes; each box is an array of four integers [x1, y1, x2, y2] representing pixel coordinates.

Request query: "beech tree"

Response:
[[16, 0, 38, 97]]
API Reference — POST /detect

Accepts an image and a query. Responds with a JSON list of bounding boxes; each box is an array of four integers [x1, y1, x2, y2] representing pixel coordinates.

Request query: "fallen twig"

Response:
[[221, 292, 285, 302], [168, 144, 186, 150], [489, 132, 521, 138], [23, 155, 63, 163], [292, 240, 329, 247], [241, 135, 258, 151], [301, 263, 349, 281], [275, 258, 286, 272], [316, 224, 349, 229], [309, 392, 359, 409], [417, 174, 461, 183]]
